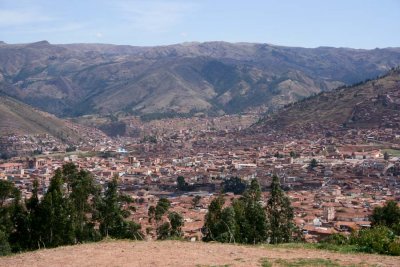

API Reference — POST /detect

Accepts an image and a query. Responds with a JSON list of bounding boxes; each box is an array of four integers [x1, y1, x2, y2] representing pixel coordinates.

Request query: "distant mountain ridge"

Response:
[[258, 67, 400, 130], [1, 40, 400, 117]]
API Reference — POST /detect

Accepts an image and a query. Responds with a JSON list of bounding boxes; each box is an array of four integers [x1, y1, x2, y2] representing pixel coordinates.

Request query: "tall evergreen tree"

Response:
[[68, 169, 100, 242], [96, 175, 142, 240], [203, 180, 268, 244], [0, 180, 16, 208], [0, 180, 17, 235], [202, 195, 225, 241], [240, 179, 268, 244], [8, 189, 30, 252], [266, 175, 296, 244], [26, 179, 42, 249], [39, 169, 75, 247]]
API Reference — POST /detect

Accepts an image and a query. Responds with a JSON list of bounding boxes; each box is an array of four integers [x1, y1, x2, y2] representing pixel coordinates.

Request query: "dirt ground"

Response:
[[0, 240, 398, 267]]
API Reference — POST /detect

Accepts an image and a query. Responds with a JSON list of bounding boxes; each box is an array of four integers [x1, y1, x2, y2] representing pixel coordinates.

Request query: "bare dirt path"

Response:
[[0, 240, 398, 267]]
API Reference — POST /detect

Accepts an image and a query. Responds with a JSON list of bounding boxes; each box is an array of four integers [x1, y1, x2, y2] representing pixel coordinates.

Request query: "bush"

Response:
[[388, 240, 400, 256], [222, 177, 247, 195], [322, 233, 349, 245], [0, 230, 11, 256], [350, 226, 395, 254]]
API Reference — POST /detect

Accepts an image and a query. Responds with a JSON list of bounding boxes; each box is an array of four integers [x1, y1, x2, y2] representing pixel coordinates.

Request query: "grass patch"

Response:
[[313, 243, 359, 254], [261, 243, 360, 254], [273, 258, 366, 267], [260, 257, 273, 267], [383, 149, 400, 157], [196, 265, 231, 267]]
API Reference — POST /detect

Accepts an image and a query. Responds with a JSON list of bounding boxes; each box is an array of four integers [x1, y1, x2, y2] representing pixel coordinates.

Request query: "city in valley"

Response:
[[1, 113, 399, 242]]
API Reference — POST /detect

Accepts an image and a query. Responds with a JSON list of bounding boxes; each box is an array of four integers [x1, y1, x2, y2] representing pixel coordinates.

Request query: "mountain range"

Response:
[[1, 41, 400, 118]]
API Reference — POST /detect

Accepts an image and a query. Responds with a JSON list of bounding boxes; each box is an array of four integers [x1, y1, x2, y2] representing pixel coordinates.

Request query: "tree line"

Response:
[[1, 165, 399, 256], [0, 163, 142, 255], [203, 176, 298, 244]]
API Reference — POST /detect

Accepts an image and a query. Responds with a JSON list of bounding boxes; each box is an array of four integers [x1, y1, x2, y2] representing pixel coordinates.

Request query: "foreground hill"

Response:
[[260, 68, 400, 130], [0, 93, 82, 142], [1, 41, 400, 117], [0, 240, 397, 267]]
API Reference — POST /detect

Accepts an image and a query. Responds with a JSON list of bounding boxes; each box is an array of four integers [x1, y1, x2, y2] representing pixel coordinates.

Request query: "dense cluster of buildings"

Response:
[[1, 116, 399, 241]]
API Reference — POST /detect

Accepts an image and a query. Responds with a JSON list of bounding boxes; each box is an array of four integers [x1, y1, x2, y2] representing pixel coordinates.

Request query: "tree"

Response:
[[61, 162, 79, 193], [266, 175, 296, 244], [202, 195, 225, 241], [68, 169, 100, 242], [155, 198, 171, 222], [239, 179, 268, 244], [177, 176, 188, 191], [350, 226, 398, 255], [156, 222, 171, 240], [26, 179, 42, 249], [8, 189, 30, 252], [96, 175, 142, 240], [384, 152, 390, 160], [371, 200, 400, 235], [309, 158, 318, 169], [192, 195, 201, 208], [0, 180, 20, 237], [222, 177, 247, 195], [148, 205, 156, 223], [0, 164, 145, 253], [39, 169, 75, 247], [0, 180, 15, 208], [0, 230, 11, 256], [168, 212, 184, 238], [203, 180, 268, 244], [217, 206, 237, 243]]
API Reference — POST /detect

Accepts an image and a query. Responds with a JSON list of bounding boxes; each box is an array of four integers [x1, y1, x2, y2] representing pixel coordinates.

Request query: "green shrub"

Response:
[[260, 257, 272, 267], [323, 233, 349, 245], [0, 230, 11, 256], [388, 240, 400, 256], [350, 226, 395, 254]]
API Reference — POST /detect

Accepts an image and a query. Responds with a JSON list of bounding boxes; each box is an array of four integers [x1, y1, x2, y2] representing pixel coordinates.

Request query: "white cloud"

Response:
[[114, 0, 197, 33], [96, 32, 103, 38], [0, 9, 53, 27]]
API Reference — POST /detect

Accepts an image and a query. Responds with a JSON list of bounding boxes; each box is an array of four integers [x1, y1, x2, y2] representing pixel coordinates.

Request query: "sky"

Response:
[[0, 0, 399, 48]]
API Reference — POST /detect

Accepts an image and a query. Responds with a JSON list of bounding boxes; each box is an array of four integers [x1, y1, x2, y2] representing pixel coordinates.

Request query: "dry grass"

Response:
[[0, 240, 398, 267]]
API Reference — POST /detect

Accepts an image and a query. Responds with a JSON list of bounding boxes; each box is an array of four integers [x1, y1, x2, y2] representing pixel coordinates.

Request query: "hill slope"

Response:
[[0, 240, 397, 267], [0, 94, 81, 142], [260, 68, 400, 129], [1, 41, 400, 117]]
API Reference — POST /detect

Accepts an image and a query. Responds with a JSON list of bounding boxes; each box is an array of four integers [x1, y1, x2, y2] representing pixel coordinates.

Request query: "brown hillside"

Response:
[[260, 68, 400, 129], [0, 94, 81, 142]]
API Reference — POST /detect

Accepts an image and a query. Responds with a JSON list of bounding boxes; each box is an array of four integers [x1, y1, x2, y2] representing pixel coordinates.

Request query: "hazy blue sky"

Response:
[[0, 0, 399, 48]]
